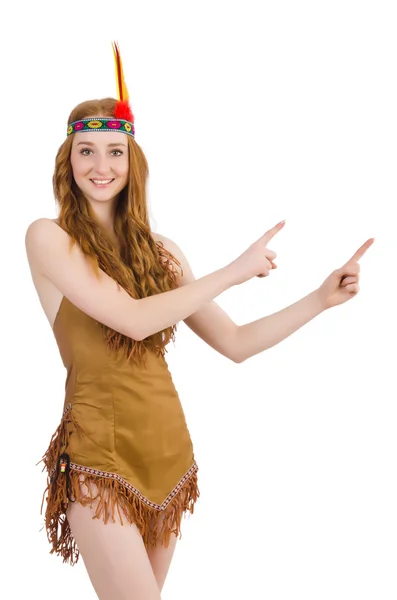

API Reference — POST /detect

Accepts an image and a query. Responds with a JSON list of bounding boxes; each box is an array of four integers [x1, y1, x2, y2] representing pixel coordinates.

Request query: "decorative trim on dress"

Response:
[[38, 403, 200, 565]]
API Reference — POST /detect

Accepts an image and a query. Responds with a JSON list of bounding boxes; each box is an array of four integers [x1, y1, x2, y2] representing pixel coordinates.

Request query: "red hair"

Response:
[[53, 97, 181, 364]]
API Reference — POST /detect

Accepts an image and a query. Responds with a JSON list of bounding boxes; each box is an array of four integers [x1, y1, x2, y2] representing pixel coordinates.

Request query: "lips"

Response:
[[90, 178, 115, 186]]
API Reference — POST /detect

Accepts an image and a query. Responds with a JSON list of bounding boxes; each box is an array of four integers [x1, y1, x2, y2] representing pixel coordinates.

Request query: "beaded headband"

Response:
[[67, 42, 135, 139]]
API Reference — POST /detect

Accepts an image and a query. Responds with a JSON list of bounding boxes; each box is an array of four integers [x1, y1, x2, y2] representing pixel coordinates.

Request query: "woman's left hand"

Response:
[[316, 238, 374, 310]]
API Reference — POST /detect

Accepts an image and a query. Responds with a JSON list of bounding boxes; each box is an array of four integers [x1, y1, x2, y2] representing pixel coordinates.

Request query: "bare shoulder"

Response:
[[25, 216, 61, 237], [25, 217, 69, 274], [151, 232, 195, 285], [152, 232, 187, 260], [152, 231, 173, 247], [25, 217, 66, 270], [25, 217, 62, 249], [25, 218, 70, 329]]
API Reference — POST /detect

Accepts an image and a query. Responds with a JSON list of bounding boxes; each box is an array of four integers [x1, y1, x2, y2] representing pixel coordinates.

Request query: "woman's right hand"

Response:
[[227, 220, 285, 286]]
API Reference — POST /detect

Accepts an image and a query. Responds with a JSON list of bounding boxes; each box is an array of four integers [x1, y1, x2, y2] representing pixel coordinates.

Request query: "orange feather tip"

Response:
[[111, 41, 134, 123]]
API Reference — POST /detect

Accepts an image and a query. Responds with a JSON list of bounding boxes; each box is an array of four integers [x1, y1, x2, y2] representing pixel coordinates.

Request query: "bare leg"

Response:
[[146, 525, 178, 592], [66, 483, 161, 600]]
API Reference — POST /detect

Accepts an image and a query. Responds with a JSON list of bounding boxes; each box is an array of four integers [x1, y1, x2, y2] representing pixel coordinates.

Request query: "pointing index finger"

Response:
[[261, 220, 286, 244], [347, 238, 375, 263]]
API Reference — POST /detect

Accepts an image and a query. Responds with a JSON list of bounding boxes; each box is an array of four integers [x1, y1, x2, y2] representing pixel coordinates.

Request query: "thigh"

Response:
[[146, 514, 178, 592], [66, 481, 161, 600]]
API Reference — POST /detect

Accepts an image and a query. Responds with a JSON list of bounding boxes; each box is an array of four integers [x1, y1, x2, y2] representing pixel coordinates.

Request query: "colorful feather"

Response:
[[112, 41, 134, 123]]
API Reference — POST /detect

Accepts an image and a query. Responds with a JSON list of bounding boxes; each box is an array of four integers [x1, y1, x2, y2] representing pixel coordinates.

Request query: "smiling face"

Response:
[[70, 130, 129, 206]]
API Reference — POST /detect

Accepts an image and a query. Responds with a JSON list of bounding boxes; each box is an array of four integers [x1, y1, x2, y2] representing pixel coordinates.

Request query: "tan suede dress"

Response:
[[40, 296, 199, 565]]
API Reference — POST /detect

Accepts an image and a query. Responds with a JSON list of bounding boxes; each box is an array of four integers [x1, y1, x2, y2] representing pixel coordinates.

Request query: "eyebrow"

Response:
[[76, 141, 128, 147]]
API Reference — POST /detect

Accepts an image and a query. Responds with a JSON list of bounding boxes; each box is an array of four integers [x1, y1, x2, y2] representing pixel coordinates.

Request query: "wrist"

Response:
[[220, 263, 237, 288], [311, 288, 329, 313]]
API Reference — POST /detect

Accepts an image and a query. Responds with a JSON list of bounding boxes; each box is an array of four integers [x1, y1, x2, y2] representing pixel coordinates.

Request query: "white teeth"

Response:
[[91, 179, 113, 185]]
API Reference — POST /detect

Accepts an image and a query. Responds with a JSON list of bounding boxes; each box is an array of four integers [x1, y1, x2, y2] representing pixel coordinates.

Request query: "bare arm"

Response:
[[156, 235, 324, 363], [158, 234, 371, 364], [235, 291, 325, 362], [154, 233, 241, 361], [25, 218, 236, 341]]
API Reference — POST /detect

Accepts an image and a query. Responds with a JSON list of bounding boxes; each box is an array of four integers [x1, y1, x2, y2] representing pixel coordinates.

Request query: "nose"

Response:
[[92, 153, 112, 175]]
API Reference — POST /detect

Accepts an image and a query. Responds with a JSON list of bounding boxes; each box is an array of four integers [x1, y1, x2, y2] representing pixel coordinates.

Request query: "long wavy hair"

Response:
[[53, 97, 181, 365]]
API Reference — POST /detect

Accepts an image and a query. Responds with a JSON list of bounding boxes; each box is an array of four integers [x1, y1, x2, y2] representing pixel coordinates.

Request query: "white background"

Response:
[[1, 0, 396, 598]]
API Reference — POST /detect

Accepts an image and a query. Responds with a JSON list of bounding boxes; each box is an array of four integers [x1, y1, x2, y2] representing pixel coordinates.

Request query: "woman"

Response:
[[24, 47, 373, 600]]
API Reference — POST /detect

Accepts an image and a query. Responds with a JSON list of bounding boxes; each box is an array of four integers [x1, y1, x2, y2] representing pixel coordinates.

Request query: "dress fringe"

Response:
[[38, 405, 199, 565]]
